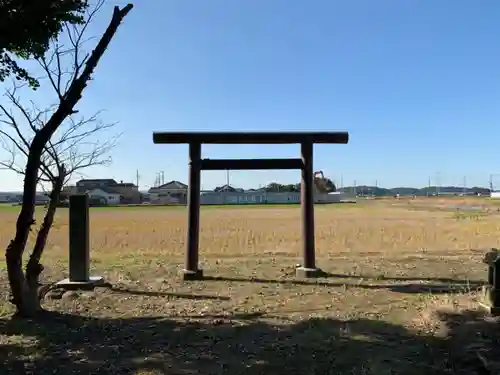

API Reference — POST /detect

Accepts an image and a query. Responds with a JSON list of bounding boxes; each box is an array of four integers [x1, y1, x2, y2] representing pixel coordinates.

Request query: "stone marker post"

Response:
[[69, 194, 90, 281], [57, 194, 107, 290]]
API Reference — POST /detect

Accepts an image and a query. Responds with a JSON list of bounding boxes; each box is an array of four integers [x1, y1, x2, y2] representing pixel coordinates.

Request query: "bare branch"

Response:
[[1, 103, 119, 186], [34, 0, 107, 101], [64, 0, 105, 89], [37, 47, 63, 101], [0, 91, 57, 182], [0, 101, 32, 149], [0, 0, 125, 188], [0, 160, 25, 175]]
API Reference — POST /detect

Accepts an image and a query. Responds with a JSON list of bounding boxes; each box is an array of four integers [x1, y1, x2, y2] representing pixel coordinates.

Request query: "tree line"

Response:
[[340, 185, 491, 196], [257, 178, 336, 193]]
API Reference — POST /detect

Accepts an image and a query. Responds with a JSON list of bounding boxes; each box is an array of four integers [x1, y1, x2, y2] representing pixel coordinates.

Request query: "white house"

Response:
[[148, 180, 187, 204], [87, 188, 121, 205]]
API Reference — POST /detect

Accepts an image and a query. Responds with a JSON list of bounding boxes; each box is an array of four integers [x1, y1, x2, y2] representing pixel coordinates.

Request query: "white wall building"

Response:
[[0, 193, 49, 204], [199, 190, 354, 205], [0, 193, 22, 203], [87, 188, 121, 205]]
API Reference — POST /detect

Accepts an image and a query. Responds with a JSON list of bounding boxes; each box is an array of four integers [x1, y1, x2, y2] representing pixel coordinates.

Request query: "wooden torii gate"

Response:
[[152, 131, 349, 279]]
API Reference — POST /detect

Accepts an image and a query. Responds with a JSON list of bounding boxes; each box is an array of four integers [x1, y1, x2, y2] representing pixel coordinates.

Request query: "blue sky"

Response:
[[2, 0, 500, 191]]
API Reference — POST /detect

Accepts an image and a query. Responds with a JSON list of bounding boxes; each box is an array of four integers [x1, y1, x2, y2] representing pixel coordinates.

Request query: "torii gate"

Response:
[[153, 131, 349, 279]]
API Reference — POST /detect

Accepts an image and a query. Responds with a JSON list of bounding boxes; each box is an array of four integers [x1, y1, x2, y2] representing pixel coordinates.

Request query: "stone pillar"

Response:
[[56, 194, 107, 290], [69, 194, 90, 281], [296, 141, 323, 278], [184, 142, 203, 280]]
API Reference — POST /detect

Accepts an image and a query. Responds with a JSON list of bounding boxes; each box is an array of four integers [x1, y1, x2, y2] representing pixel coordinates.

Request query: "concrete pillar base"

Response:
[[181, 269, 204, 281], [56, 276, 110, 291], [295, 267, 324, 278]]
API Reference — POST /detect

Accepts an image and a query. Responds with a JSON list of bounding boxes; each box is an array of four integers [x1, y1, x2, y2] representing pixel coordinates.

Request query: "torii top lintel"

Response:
[[152, 131, 349, 145]]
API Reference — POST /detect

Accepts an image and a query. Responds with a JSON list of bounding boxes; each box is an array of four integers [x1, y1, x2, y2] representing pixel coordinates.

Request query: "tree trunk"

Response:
[[25, 173, 65, 305], [5, 4, 133, 318], [5, 148, 44, 317]]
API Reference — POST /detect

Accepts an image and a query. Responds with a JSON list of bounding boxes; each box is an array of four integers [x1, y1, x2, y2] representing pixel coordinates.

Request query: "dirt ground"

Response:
[[1, 200, 500, 374]]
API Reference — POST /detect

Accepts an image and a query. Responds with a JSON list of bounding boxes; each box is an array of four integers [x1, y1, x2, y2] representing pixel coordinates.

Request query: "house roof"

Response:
[[148, 180, 187, 192], [77, 179, 118, 185], [214, 184, 244, 193], [116, 182, 137, 188]]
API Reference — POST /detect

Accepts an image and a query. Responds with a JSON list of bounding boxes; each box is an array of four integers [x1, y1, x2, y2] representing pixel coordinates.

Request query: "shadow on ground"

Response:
[[203, 273, 484, 295], [109, 287, 231, 301], [1, 308, 498, 375]]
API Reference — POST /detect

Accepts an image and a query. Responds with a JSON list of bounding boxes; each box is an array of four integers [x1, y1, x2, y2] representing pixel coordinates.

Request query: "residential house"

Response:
[[76, 179, 118, 191], [62, 185, 79, 194], [86, 188, 121, 205], [60, 185, 79, 203], [214, 184, 244, 193], [69, 178, 141, 205], [148, 180, 187, 204], [111, 181, 141, 204]]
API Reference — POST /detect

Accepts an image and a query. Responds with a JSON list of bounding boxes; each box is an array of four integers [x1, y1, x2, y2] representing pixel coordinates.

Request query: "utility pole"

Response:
[[136, 169, 140, 189], [435, 172, 441, 196]]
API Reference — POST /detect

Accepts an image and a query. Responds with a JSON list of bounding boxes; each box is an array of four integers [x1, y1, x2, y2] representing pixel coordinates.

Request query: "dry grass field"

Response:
[[1, 199, 500, 374]]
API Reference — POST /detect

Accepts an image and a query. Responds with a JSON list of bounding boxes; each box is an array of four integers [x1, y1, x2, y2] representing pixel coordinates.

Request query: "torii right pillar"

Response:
[[296, 140, 323, 278]]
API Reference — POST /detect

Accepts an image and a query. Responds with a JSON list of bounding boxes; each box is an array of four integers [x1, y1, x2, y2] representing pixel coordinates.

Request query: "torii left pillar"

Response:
[[183, 142, 204, 280]]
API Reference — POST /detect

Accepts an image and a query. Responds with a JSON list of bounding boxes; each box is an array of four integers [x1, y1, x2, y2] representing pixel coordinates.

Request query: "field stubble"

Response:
[[0, 202, 499, 374]]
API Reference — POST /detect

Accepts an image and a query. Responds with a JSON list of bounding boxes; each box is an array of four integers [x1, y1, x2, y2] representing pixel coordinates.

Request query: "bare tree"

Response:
[[0, 86, 120, 296], [1, 2, 133, 318]]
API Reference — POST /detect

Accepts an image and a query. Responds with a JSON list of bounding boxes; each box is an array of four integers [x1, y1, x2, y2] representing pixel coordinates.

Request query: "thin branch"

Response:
[[0, 103, 31, 150], [65, 0, 105, 87], [0, 94, 55, 181], [38, 48, 63, 102], [0, 1, 129, 191], [1, 95, 119, 186]]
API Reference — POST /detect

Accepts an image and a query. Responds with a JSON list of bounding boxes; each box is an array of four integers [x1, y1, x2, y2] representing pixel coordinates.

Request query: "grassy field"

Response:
[[1, 200, 500, 374]]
